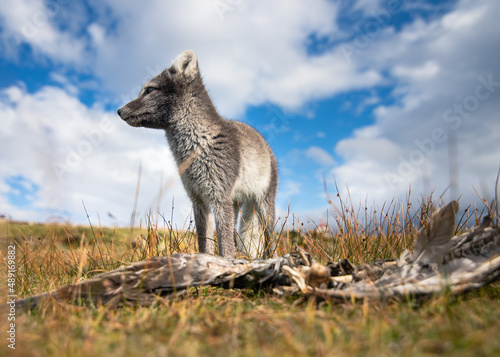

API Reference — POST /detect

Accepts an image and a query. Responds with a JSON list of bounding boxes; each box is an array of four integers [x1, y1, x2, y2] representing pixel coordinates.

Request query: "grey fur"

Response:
[[117, 50, 278, 258]]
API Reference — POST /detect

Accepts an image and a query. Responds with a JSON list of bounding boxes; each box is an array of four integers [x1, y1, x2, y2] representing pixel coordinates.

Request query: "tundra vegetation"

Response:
[[1, 192, 499, 356]]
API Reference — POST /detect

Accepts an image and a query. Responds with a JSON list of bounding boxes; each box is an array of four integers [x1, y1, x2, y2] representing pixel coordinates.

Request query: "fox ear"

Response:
[[171, 50, 199, 79]]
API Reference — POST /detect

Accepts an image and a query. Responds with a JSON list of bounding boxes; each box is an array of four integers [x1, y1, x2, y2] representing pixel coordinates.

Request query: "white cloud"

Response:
[[330, 0, 500, 206], [305, 146, 336, 167], [0, 85, 192, 225], [0, 0, 86, 63], [392, 61, 440, 81], [441, 2, 487, 30], [71, 0, 383, 116], [277, 180, 302, 209], [1, 0, 499, 227], [352, 0, 387, 16], [335, 127, 401, 162]]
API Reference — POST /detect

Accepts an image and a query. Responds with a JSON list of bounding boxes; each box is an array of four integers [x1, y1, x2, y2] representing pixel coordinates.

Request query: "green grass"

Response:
[[1, 195, 499, 356]]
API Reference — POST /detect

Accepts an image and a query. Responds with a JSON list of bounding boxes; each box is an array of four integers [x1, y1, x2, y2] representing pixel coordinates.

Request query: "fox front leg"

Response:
[[213, 200, 237, 258], [193, 201, 214, 254]]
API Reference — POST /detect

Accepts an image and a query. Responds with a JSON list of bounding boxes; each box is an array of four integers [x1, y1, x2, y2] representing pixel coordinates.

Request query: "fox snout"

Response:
[[117, 105, 131, 120], [117, 101, 164, 129], [117, 104, 136, 120], [117, 104, 141, 127]]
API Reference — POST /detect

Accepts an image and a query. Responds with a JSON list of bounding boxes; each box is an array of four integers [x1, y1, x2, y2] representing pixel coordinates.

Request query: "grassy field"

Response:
[[1, 196, 499, 357]]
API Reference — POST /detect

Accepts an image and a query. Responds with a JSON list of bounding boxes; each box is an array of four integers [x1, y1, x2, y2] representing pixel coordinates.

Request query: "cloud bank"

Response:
[[0, 0, 499, 226]]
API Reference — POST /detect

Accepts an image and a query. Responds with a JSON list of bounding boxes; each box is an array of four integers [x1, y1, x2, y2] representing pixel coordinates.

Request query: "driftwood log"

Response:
[[14, 201, 500, 310]]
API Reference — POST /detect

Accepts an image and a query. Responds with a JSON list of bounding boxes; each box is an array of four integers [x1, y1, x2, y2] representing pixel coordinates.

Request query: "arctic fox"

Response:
[[118, 50, 278, 258]]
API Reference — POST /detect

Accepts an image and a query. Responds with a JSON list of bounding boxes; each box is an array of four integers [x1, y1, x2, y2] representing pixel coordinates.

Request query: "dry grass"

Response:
[[1, 193, 499, 356]]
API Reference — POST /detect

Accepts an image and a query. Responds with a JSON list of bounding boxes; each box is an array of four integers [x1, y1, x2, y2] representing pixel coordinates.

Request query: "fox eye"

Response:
[[144, 87, 157, 95]]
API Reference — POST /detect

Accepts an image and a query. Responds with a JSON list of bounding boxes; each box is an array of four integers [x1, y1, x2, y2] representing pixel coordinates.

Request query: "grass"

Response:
[[1, 194, 499, 357]]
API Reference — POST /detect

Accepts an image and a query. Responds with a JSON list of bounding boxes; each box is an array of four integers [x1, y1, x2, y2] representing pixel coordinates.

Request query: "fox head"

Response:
[[117, 50, 202, 129]]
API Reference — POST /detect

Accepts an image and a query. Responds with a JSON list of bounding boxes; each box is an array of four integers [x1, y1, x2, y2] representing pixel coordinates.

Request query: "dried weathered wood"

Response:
[[13, 201, 500, 310]]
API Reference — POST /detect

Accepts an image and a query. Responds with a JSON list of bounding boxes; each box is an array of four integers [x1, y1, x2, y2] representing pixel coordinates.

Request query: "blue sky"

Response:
[[0, 0, 499, 227]]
